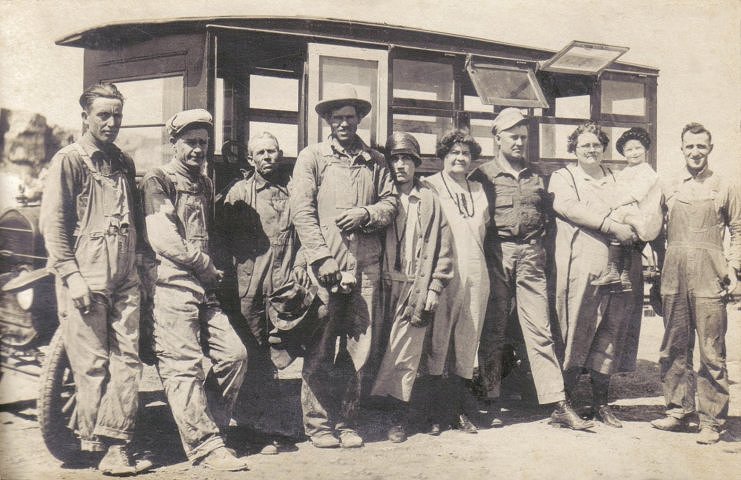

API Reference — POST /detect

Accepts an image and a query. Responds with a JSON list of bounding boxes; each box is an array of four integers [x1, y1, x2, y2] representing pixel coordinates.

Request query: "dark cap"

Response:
[[386, 132, 422, 165]]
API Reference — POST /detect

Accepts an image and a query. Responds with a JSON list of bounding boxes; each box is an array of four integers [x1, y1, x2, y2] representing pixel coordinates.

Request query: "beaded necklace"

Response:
[[440, 172, 475, 218]]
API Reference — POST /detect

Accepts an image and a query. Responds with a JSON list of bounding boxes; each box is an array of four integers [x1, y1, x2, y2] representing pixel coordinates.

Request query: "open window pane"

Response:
[[540, 41, 628, 75], [601, 80, 646, 117], [393, 59, 453, 102], [470, 118, 495, 158], [116, 126, 169, 174], [539, 123, 577, 159], [116, 76, 183, 126], [392, 114, 453, 155], [250, 75, 299, 111], [467, 62, 548, 108], [247, 121, 298, 158]]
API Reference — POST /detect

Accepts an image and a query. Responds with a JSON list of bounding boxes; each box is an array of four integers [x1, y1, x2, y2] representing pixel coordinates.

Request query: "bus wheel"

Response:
[[38, 329, 79, 463]]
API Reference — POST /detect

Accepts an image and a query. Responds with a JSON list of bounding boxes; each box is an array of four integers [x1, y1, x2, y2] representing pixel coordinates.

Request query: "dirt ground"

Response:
[[1, 306, 740, 480]]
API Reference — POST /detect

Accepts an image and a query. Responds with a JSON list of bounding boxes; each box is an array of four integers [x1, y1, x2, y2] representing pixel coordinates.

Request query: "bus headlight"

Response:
[[16, 287, 34, 310]]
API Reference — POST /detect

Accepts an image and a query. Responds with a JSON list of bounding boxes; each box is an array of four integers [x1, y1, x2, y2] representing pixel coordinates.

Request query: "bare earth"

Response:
[[1, 307, 740, 480]]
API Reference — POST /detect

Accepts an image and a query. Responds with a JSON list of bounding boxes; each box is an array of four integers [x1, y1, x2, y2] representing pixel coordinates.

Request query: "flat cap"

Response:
[[166, 109, 213, 137], [491, 107, 528, 134]]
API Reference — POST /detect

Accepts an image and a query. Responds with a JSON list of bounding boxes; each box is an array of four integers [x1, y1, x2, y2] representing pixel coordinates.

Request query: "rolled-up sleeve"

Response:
[[141, 173, 213, 276], [39, 152, 82, 279], [549, 169, 611, 232], [289, 149, 332, 265]]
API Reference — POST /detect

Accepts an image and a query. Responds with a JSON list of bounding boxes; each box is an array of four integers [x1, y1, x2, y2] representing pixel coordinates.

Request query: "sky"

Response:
[[0, 0, 738, 176]]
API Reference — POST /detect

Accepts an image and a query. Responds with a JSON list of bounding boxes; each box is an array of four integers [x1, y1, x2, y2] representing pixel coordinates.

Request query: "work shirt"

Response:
[[222, 171, 297, 298], [140, 159, 216, 293], [661, 167, 741, 297], [290, 135, 397, 275], [470, 158, 549, 242], [40, 133, 141, 279]]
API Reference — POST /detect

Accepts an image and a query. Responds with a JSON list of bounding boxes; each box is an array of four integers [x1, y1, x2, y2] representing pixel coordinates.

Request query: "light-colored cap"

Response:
[[491, 107, 528, 134], [386, 132, 421, 165], [315, 84, 372, 119], [166, 109, 213, 137]]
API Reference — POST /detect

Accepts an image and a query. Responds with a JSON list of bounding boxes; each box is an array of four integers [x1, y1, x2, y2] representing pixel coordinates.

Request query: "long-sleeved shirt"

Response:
[[470, 157, 549, 242], [222, 171, 299, 299], [39, 133, 141, 279], [289, 135, 397, 275], [140, 159, 216, 292]]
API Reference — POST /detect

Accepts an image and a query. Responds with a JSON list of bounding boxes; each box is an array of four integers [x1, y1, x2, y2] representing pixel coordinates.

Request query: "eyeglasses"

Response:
[[577, 143, 604, 151]]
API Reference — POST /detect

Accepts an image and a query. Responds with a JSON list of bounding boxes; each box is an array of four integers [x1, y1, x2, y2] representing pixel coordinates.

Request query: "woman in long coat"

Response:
[[423, 129, 489, 434], [548, 122, 643, 428]]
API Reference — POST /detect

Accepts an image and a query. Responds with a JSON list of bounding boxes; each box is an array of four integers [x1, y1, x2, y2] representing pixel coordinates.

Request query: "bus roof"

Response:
[[56, 16, 658, 75]]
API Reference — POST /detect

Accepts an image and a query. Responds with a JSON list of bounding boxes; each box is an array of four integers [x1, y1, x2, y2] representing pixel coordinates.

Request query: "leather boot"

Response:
[[591, 372, 622, 428], [619, 247, 632, 293], [550, 400, 595, 430], [591, 243, 622, 286]]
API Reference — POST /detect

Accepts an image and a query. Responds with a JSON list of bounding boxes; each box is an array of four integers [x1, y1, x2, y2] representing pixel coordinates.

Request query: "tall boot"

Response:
[[619, 246, 633, 292], [591, 371, 622, 428], [591, 242, 622, 286]]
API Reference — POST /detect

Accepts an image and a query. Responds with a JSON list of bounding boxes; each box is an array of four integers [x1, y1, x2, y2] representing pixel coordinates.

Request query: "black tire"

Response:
[[38, 329, 79, 462]]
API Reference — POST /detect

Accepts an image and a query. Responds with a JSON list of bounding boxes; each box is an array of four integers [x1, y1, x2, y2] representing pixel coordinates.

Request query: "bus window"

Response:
[[392, 113, 454, 156], [115, 76, 183, 174], [307, 44, 388, 147], [393, 59, 454, 102], [469, 118, 496, 158], [539, 122, 577, 160], [601, 79, 646, 117]]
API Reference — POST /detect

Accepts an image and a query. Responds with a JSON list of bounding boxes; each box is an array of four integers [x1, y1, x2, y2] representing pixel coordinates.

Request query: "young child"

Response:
[[592, 127, 662, 290]]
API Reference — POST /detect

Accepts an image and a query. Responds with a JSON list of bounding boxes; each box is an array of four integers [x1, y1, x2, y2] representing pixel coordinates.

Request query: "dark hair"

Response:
[[681, 122, 712, 144], [436, 129, 482, 160], [616, 127, 652, 156], [566, 121, 610, 154], [79, 82, 125, 112]]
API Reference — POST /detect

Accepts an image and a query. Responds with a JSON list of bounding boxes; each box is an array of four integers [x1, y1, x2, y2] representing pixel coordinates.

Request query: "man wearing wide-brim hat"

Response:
[[290, 84, 398, 448]]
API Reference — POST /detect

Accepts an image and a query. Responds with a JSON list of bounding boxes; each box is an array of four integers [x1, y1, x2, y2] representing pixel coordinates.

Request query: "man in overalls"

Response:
[[40, 82, 152, 475], [290, 84, 398, 448], [140, 109, 248, 470], [651, 122, 740, 444]]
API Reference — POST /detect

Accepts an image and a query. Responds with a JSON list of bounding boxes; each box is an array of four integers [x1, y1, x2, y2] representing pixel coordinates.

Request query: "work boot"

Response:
[[550, 401, 595, 430], [696, 427, 721, 445], [310, 431, 340, 449], [196, 446, 249, 471], [455, 413, 478, 434], [98, 444, 153, 476], [591, 243, 622, 287], [595, 405, 623, 428], [650, 415, 690, 432], [338, 428, 364, 448], [387, 424, 407, 443]]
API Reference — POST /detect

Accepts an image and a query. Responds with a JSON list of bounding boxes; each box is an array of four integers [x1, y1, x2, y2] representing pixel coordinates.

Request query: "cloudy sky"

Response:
[[1, 0, 738, 175]]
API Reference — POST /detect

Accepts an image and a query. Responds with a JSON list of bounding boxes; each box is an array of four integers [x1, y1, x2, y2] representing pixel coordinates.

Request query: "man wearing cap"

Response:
[[470, 107, 592, 430], [650, 122, 740, 444], [40, 82, 151, 475], [140, 109, 249, 471], [371, 132, 454, 443], [290, 84, 398, 448]]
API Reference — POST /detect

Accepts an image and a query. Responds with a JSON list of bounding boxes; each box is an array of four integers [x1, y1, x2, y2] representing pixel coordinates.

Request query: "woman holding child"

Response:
[[548, 122, 647, 428]]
